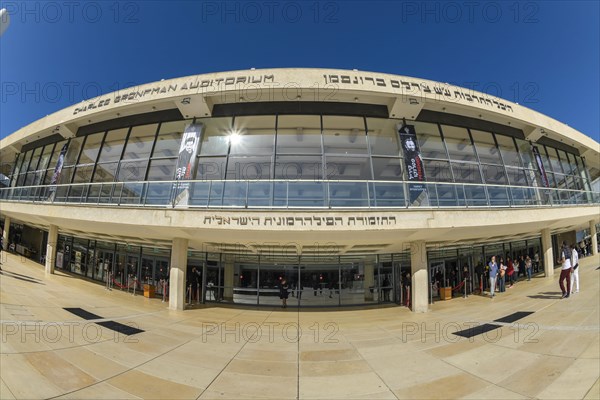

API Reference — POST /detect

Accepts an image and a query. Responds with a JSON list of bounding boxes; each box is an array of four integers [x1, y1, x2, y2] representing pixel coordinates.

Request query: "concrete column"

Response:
[[410, 241, 428, 313], [45, 225, 58, 275], [364, 260, 374, 301], [169, 238, 188, 311], [2, 216, 10, 250], [541, 228, 554, 277], [591, 221, 598, 256], [223, 259, 234, 301]]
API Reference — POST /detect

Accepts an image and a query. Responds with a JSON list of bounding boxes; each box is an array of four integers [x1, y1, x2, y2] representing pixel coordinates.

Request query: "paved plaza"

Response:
[[0, 252, 598, 399]]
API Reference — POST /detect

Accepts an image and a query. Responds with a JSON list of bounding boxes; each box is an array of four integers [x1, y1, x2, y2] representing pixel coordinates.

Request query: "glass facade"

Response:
[[2, 114, 596, 208]]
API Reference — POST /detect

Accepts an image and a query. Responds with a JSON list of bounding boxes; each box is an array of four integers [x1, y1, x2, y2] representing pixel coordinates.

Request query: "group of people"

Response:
[[558, 241, 580, 298], [487, 254, 534, 297], [487, 241, 582, 298]]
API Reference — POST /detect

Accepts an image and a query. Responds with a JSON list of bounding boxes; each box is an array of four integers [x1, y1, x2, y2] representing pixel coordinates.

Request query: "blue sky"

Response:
[[1, 1, 598, 141]]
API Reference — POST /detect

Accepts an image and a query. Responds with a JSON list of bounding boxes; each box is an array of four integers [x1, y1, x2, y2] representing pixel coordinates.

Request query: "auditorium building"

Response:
[[1, 68, 598, 312]]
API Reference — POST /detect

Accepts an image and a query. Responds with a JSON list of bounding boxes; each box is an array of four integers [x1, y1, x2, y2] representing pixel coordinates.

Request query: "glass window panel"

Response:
[[276, 115, 322, 154], [367, 118, 401, 156], [64, 137, 84, 166], [37, 143, 55, 172], [193, 117, 230, 156], [545, 147, 564, 174], [471, 130, 502, 164], [226, 156, 272, 180], [19, 150, 33, 174], [370, 182, 406, 207], [372, 157, 403, 181], [495, 134, 521, 167], [147, 159, 177, 181], [73, 165, 94, 183], [117, 160, 148, 182], [451, 162, 482, 183], [222, 181, 247, 206], [43, 169, 55, 185], [78, 132, 104, 164], [481, 164, 508, 185], [58, 166, 74, 185], [487, 186, 509, 206], [506, 167, 529, 186], [188, 181, 211, 206], [441, 125, 476, 161], [463, 185, 488, 206], [197, 157, 226, 181], [92, 162, 118, 183], [122, 124, 157, 160], [325, 156, 372, 180], [97, 128, 128, 163], [414, 122, 446, 159], [287, 182, 326, 207], [27, 147, 43, 172], [153, 120, 189, 158], [275, 156, 322, 180], [24, 172, 36, 186], [247, 182, 272, 207], [516, 139, 535, 169], [554, 173, 569, 189], [46, 140, 68, 171], [436, 184, 459, 206], [329, 182, 369, 207], [230, 116, 275, 155], [322, 116, 367, 154], [423, 160, 453, 182], [557, 150, 573, 175]]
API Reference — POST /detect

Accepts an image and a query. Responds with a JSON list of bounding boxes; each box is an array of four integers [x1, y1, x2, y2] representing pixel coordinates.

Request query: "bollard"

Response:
[[187, 284, 192, 305], [464, 278, 467, 298]]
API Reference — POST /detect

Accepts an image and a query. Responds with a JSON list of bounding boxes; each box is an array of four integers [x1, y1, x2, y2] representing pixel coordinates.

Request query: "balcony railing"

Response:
[[0, 180, 598, 209]]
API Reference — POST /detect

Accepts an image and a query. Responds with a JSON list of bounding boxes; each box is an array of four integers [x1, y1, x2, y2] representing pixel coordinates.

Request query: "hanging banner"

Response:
[[397, 124, 428, 204], [531, 145, 549, 188], [47, 142, 69, 200], [172, 123, 204, 206]]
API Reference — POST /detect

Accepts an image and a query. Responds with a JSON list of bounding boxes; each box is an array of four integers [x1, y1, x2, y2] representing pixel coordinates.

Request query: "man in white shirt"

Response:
[[570, 244, 580, 294], [558, 241, 572, 298]]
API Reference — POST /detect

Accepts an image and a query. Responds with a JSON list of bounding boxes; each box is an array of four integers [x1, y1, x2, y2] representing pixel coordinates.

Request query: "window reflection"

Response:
[[367, 118, 401, 156], [277, 115, 322, 154], [440, 125, 475, 162], [98, 128, 128, 163], [471, 130, 501, 164], [230, 116, 275, 155], [322, 116, 367, 154], [122, 124, 157, 160], [414, 122, 446, 159]]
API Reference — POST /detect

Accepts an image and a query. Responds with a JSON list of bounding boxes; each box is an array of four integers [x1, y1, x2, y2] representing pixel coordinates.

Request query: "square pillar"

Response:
[[223, 258, 234, 301], [410, 241, 428, 313], [169, 238, 188, 311], [2, 216, 10, 250], [591, 221, 598, 256], [541, 228, 553, 277], [45, 225, 58, 275], [364, 260, 375, 301]]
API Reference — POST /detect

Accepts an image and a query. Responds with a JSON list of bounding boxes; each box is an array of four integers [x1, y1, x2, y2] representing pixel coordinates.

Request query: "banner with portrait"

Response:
[[531, 145, 549, 188], [172, 123, 204, 206], [397, 124, 428, 204], [47, 142, 69, 201]]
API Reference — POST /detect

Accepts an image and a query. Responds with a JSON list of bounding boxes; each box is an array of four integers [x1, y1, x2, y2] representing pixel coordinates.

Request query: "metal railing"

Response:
[[1, 179, 598, 209]]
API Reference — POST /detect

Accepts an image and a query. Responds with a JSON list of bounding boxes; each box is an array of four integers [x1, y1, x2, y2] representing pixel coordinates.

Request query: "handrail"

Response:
[[0, 179, 598, 210]]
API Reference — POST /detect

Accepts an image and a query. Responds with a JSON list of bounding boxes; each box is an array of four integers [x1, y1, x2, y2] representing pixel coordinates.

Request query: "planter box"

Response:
[[440, 287, 452, 300], [143, 284, 155, 298]]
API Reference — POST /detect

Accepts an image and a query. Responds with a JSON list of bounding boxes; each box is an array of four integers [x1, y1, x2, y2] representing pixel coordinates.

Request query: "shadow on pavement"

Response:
[[527, 291, 562, 300]]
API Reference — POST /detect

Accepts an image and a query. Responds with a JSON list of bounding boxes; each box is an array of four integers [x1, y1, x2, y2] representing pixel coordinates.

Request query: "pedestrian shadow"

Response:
[[0, 270, 45, 285], [527, 291, 562, 300]]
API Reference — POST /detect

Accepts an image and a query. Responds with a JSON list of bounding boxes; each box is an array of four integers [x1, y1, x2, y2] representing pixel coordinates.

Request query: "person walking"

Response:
[[558, 241, 572, 298], [498, 258, 507, 292], [488, 256, 498, 298], [506, 258, 514, 287], [525, 256, 533, 281], [570, 244, 580, 294], [279, 278, 290, 308]]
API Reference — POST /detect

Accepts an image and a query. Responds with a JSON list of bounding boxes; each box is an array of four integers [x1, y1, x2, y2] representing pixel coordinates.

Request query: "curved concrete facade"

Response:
[[1, 68, 599, 312]]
